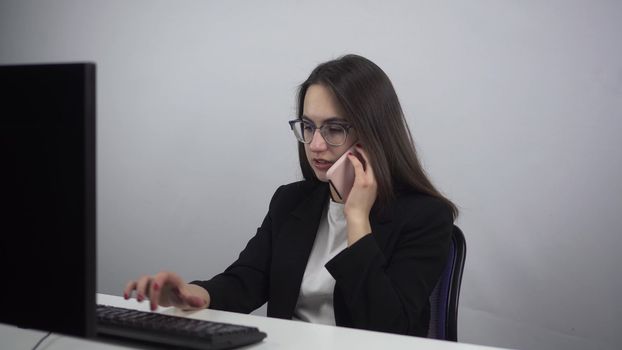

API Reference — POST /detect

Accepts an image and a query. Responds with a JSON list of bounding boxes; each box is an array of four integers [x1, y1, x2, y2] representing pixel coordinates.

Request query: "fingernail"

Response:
[[137, 294, 143, 302], [151, 303, 157, 311], [124, 292, 128, 300], [189, 297, 204, 307], [349, 152, 353, 155], [153, 283, 159, 291]]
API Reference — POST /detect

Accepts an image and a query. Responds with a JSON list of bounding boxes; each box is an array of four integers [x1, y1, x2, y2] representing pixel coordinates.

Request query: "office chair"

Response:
[[427, 225, 467, 341]]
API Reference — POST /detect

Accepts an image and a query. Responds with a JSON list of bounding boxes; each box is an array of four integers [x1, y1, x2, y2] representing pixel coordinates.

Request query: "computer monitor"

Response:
[[0, 63, 96, 338]]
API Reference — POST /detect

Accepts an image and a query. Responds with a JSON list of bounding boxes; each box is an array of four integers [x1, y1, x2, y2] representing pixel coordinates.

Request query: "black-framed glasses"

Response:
[[288, 119, 354, 146]]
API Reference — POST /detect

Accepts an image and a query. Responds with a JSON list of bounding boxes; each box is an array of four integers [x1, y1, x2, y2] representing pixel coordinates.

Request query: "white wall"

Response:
[[1, 1, 621, 349]]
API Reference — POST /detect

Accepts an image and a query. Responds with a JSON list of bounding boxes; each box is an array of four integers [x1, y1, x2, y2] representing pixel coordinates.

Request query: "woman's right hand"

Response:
[[123, 271, 210, 311]]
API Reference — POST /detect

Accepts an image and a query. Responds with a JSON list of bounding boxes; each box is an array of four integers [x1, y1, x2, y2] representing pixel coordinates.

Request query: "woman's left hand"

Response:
[[344, 145, 378, 245]]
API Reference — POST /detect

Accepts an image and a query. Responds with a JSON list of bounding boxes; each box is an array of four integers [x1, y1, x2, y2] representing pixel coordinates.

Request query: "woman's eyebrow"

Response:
[[301, 115, 349, 124]]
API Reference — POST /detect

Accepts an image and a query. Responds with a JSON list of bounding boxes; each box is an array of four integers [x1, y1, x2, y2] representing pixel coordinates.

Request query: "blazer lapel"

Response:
[[332, 204, 397, 327], [268, 182, 329, 319]]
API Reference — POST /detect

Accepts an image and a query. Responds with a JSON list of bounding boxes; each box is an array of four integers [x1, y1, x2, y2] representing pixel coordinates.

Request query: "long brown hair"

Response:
[[296, 54, 458, 219]]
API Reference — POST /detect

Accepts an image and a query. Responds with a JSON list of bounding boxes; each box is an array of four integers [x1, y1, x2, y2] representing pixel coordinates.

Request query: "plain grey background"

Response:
[[1, 1, 621, 349]]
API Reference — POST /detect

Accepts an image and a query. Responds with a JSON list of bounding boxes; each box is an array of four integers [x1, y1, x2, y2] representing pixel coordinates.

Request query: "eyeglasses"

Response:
[[288, 119, 354, 146]]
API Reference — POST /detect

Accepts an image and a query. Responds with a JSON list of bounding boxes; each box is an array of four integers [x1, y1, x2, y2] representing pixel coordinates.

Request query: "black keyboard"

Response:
[[96, 304, 267, 350]]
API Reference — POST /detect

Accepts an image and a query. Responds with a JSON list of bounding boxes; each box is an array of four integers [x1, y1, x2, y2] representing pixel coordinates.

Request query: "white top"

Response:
[[293, 199, 348, 325]]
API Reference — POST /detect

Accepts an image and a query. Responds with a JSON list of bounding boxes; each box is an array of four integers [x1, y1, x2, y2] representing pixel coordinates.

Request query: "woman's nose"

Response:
[[309, 129, 328, 151]]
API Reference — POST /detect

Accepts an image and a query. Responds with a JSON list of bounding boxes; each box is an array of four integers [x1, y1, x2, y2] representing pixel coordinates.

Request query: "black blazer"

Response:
[[191, 180, 452, 337]]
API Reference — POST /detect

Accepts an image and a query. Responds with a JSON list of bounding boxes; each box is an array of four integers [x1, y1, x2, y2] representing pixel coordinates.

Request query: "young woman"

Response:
[[124, 54, 458, 337]]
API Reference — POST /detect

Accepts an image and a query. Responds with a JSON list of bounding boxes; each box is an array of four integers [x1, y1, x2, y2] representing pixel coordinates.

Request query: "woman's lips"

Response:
[[313, 159, 334, 171]]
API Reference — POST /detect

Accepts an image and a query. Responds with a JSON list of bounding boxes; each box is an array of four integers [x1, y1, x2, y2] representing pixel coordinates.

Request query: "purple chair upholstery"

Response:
[[427, 225, 466, 341]]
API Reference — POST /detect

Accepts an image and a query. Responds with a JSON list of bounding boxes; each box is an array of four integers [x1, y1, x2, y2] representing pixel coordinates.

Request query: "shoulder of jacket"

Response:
[[270, 179, 326, 207], [394, 192, 453, 224]]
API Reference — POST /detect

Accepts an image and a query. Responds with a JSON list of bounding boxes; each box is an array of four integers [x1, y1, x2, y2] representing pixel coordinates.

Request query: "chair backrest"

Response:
[[427, 225, 467, 341]]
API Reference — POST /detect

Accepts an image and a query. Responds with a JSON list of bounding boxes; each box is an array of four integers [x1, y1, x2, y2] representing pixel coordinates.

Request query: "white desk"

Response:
[[0, 293, 508, 350]]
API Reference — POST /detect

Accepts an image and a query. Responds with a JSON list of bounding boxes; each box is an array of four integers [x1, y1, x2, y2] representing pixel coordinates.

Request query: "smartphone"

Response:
[[326, 146, 357, 202]]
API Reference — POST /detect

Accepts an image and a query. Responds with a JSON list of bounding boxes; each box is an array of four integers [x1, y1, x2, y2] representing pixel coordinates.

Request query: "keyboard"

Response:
[[96, 304, 267, 350]]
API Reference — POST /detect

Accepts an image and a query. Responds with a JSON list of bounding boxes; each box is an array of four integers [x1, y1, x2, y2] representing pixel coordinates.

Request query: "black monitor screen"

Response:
[[0, 63, 96, 337]]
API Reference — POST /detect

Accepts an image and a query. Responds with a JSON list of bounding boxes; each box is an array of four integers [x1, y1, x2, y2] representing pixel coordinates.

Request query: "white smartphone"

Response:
[[326, 146, 358, 202]]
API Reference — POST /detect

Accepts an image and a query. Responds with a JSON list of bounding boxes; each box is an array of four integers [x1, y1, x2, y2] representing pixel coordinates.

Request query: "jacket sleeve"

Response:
[[189, 186, 284, 313], [324, 196, 453, 336]]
